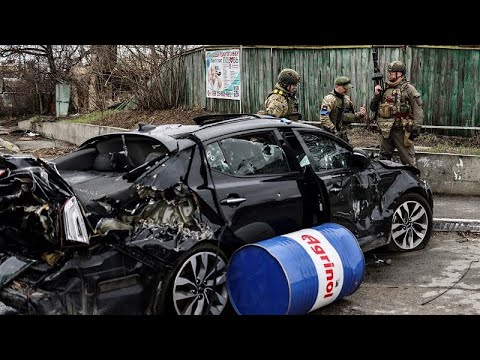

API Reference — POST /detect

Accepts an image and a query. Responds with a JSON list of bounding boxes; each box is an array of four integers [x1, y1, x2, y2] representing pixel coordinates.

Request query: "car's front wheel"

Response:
[[155, 242, 229, 315], [388, 193, 433, 252]]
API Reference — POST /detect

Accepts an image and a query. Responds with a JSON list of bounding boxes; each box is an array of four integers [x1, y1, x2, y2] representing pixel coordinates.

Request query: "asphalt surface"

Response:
[[1, 232, 478, 316], [433, 194, 480, 233], [0, 126, 74, 159], [433, 194, 480, 220], [312, 231, 480, 315]]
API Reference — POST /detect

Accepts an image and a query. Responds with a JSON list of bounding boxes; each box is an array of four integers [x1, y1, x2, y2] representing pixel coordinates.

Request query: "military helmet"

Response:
[[278, 68, 300, 88], [388, 60, 406, 74]]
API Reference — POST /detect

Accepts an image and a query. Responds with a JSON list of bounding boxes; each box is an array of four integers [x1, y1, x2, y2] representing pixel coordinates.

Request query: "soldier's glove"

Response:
[[290, 112, 302, 121], [322, 126, 338, 136], [409, 124, 421, 140]]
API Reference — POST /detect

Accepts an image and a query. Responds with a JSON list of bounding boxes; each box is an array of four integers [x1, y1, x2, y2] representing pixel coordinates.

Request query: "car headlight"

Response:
[[63, 197, 89, 244]]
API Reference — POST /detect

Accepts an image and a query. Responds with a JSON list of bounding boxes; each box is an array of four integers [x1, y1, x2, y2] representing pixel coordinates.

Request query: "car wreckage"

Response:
[[0, 114, 434, 315]]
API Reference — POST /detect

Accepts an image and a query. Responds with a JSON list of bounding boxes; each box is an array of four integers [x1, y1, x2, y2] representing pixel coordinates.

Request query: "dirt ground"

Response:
[[2, 109, 480, 155], [89, 108, 217, 129]]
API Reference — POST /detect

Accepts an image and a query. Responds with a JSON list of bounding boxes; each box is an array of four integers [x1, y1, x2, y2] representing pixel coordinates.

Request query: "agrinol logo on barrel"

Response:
[[301, 234, 336, 298]]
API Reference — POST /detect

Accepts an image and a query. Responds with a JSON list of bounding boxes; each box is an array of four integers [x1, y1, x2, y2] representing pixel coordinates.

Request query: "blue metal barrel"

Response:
[[226, 223, 365, 315]]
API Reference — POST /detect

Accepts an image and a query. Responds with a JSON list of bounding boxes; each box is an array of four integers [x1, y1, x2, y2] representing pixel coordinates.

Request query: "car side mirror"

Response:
[[352, 147, 371, 167]]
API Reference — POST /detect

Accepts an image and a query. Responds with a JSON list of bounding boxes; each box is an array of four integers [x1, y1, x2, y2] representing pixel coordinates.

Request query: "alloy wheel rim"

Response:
[[172, 251, 228, 315], [391, 200, 429, 250]]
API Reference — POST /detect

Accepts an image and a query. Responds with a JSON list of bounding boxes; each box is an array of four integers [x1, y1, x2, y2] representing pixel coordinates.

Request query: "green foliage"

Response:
[[61, 110, 117, 124]]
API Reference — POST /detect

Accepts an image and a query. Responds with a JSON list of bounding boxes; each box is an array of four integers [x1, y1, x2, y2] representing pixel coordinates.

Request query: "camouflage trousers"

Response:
[[379, 127, 416, 167], [338, 128, 349, 143]]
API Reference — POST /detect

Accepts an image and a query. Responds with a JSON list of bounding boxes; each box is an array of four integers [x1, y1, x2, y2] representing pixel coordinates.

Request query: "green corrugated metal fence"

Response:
[[178, 45, 480, 132]]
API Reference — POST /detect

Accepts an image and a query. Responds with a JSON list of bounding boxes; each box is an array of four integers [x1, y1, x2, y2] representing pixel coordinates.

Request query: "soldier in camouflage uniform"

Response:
[[258, 68, 302, 121], [318, 76, 366, 143], [370, 60, 423, 167]]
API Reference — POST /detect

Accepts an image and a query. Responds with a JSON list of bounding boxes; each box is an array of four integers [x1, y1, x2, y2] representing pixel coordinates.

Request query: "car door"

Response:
[[203, 130, 320, 244], [293, 130, 380, 240]]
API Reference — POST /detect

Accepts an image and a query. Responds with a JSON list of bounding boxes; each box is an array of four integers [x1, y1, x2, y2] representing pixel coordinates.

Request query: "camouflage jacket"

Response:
[[318, 91, 363, 133], [259, 83, 301, 121], [370, 78, 424, 138]]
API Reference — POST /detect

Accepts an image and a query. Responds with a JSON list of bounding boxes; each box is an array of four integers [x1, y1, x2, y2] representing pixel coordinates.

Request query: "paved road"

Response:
[[2, 232, 479, 315], [0, 126, 74, 159], [313, 231, 480, 315]]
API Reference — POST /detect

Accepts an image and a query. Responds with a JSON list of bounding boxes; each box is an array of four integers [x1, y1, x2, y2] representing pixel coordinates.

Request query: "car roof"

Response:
[[78, 115, 329, 151], [135, 114, 323, 142]]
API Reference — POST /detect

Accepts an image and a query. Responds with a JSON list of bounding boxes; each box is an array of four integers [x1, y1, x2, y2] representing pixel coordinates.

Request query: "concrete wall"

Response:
[[416, 153, 480, 196], [17, 119, 480, 195], [360, 147, 480, 196], [18, 119, 126, 146]]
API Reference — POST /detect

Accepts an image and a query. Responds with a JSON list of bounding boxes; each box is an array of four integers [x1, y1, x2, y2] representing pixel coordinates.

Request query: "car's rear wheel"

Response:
[[155, 242, 229, 315], [388, 193, 432, 252]]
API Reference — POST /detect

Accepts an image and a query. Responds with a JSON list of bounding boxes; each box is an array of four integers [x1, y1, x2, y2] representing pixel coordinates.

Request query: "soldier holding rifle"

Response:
[[369, 58, 424, 167]]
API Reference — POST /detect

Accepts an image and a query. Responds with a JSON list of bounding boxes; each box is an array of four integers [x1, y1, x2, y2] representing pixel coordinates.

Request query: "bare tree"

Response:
[[69, 45, 191, 112], [0, 45, 196, 115], [112, 45, 191, 111], [0, 45, 89, 115], [87, 45, 118, 111]]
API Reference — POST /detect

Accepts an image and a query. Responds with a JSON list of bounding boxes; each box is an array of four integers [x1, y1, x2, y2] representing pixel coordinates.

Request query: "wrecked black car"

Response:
[[0, 114, 433, 315]]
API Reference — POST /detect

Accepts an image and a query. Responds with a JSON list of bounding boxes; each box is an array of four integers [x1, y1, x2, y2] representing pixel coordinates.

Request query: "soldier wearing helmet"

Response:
[[258, 68, 302, 121], [318, 76, 366, 143], [370, 60, 424, 167]]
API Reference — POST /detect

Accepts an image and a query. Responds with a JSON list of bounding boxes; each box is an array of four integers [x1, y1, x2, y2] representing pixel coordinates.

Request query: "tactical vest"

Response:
[[378, 82, 411, 119], [334, 94, 355, 126], [323, 93, 355, 129], [377, 81, 412, 138], [259, 88, 300, 120]]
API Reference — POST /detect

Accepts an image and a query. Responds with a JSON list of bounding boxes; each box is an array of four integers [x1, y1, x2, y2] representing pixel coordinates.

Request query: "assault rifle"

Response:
[[370, 47, 385, 125]]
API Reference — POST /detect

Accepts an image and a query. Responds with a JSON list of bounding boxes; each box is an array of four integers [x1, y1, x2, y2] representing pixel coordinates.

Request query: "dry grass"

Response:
[[349, 127, 480, 155], [87, 108, 216, 129], [27, 146, 76, 159]]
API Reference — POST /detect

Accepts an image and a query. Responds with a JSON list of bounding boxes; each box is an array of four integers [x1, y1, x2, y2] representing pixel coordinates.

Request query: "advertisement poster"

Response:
[[205, 49, 241, 100]]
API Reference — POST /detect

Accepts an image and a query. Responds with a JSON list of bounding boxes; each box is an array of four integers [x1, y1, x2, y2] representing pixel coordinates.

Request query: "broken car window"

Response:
[[299, 133, 353, 171], [206, 132, 290, 176]]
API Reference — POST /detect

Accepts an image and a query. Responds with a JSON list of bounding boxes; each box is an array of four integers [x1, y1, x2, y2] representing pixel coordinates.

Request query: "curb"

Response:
[[433, 218, 480, 233]]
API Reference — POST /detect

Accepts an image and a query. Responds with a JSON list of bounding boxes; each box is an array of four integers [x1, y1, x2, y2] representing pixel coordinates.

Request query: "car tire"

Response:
[[154, 242, 230, 315], [387, 193, 433, 252]]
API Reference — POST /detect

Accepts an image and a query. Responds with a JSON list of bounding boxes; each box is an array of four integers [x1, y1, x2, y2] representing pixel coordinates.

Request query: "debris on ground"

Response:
[[365, 253, 392, 267], [457, 231, 480, 243]]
